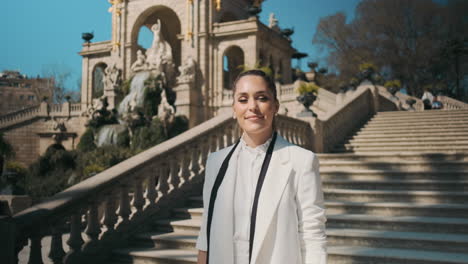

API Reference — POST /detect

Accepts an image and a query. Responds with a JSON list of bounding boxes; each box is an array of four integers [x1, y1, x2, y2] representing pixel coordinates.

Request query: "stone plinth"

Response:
[[173, 81, 203, 128], [0, 195, 32, 215]]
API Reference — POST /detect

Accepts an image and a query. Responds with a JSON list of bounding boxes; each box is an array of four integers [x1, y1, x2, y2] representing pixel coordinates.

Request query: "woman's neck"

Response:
[[242, 129, 274, 148]]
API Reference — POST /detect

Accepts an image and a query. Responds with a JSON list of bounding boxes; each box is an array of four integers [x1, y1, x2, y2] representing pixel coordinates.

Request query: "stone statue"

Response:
[[177, 56, 196, 83], [158, 89, 175, 122], [104, 64, 121, 89], [131, 50, 148, 73], [269, 13, 278, 28], [146, 19, 174, 75]]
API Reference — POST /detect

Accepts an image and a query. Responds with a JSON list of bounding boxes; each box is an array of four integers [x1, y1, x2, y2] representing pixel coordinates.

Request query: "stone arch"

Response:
[[130, 5, 182, 68], [222, 45, 245, 89], [92, 62, 107, 99]]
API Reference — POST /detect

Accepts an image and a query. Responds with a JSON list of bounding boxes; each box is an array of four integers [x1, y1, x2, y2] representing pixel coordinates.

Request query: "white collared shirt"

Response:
[[233, 133, 273, 263]]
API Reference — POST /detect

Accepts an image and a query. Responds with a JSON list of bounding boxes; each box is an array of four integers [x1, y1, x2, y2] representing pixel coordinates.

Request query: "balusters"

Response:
[[189, 144, 200, 179], [132, 177, 145, 215], [168, 156, 180, 192], [225, 125, 233, 146], [83, 201, 101, 252], [145, 165, 158, 206], [64, 213, 84, 264], [218, 130, 225, 149], [117, 184, 131, 226], [156, 163, 169, 199], [28, 235, 44, 264], [210, 134, 218, 153], [179, 147, 191, 184], [101, 193, 117, 238], [201, 138, 209, 168], [48, 225, 65, 264]]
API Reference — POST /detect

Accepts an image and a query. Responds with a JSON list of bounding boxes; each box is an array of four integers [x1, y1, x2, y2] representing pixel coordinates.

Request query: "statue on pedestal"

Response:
[[131, 50, 148, 73], [269, 13, 279, 29], [177, 56, 196, 83], [104, 64, 121, 90]]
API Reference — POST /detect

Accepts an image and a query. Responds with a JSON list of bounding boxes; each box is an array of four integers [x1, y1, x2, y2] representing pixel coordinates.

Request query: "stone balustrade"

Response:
[[311, 86, 375, 153], [376, 86, 424, 111], [0, 102, 83, 130], [9, 112, 311, 264], [437, 95, 468, 110]]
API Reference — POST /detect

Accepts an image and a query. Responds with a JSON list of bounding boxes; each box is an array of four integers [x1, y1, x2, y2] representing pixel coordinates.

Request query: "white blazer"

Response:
[[196, 134, 327, 264]]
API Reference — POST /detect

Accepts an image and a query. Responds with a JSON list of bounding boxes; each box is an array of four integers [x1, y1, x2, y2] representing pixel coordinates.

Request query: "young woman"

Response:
[[196, 70, 327, 264]]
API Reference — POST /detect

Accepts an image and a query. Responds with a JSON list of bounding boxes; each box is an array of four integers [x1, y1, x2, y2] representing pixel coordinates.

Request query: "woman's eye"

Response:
[[238, 98, 248, 103], [257, 96, 269, 101]]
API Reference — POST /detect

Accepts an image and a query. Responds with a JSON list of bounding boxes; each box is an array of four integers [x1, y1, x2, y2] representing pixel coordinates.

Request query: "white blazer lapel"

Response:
[[209, 144, 241, 264], [251, 135, 293, 263]]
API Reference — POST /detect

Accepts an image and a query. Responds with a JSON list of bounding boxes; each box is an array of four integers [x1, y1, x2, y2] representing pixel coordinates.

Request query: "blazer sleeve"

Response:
[[296, 152, 327, 264], [195, 152, 214, 251]]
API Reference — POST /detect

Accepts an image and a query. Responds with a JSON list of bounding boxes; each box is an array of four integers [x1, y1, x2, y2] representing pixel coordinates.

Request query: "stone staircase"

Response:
[[107, 109, 468, 263]]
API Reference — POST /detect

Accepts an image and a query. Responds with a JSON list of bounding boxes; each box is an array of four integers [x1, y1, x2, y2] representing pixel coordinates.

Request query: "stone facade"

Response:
[[79, 0, 295, 126], [0, 102, 87, 166], [0, 70, 54, 115]]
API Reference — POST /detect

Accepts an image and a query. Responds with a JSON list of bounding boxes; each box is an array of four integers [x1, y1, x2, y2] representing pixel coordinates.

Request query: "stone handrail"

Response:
[[0, 105, 41, 126], [376, 85, 424, 111], [10, 112, 311, 264], [0, 102, 83, 130], [437, 95, 468, 110], [312, 85, 376, 152]]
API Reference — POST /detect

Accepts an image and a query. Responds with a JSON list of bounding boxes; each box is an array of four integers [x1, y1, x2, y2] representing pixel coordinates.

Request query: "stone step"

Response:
[[320, 169, 468, 181], [111, 245, 468, 264], [375, 109, 468, 116], [111, 248, 197, 264], [349, 131, 468, 140], [327, 228, 468, 253], [154, 218, 201, 233], [335, 145, 468, 153], [369, 114, 468, 123], [363, 120, 468, 129], [317, 153, 468, 162], [347, 135, 468, 144], [358, 124, 468, 133], [174, 201, 468, 219], [133, 231, 199, 249], [132, 227, 468, 254], [324, 189, 468, 204], [319, 160, 468, 171], [325, 201, 468, 218], [355, 127, 468, 136], [323, 179, 468, 191], [343, 142, 468, 150], [327, 214, 468, 234], [328, 246, 468, 264]]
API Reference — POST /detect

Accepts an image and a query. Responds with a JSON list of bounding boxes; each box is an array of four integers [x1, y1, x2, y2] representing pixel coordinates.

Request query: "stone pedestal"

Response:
[[173, 81, 203, 128], [104, 86, 117, 110], [0, 195, 32, 215]]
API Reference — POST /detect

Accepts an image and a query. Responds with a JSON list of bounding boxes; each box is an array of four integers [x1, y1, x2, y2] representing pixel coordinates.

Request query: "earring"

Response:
[[233, 115, 237, 119]]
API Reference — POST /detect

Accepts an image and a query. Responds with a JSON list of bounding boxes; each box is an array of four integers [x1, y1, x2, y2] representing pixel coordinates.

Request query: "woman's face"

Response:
[[232, 75, 279, 135]]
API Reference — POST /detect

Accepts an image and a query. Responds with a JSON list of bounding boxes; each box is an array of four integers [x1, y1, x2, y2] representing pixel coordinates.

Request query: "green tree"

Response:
[[313, 0, 468, 98]]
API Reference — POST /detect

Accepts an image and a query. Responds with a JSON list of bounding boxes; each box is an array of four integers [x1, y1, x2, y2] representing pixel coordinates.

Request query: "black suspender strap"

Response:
[[205, 131, 277, 264], [248, 131, 277, 263], [206, 139, 241, 264]]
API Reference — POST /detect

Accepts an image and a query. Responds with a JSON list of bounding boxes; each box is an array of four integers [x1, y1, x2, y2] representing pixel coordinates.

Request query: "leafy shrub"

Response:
[[26, 146, 78, 199], [77, 128, 96, 152], [296, 82, 320, 95], [76, 145, 135, 182], [131, 117, 167, 152]]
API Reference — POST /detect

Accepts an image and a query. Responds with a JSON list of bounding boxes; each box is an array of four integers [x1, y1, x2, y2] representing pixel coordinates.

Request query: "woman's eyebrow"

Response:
[[236, 91, 269, 96]]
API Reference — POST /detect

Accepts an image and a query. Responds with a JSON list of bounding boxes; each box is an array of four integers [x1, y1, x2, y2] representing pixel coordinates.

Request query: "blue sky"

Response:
[[1, 0, 359, 91]]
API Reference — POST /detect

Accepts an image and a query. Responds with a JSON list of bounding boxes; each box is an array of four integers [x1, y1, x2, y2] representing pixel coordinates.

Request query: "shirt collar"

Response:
[[239, 132, 273, 154]]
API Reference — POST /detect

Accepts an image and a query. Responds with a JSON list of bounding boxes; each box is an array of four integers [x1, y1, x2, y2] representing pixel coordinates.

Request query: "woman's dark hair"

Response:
[[232, 69, 278, 102]]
